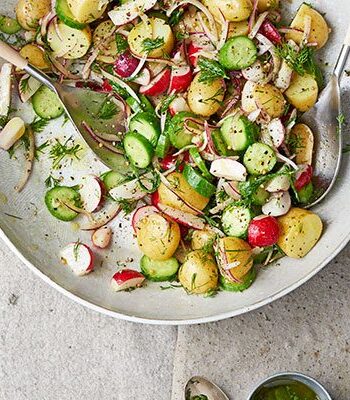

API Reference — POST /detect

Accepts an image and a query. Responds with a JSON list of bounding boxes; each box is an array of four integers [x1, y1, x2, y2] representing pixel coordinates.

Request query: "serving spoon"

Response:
[[185, 376, 229, 400], [302, 24, 350, 208], [0, 40, 129, 172]]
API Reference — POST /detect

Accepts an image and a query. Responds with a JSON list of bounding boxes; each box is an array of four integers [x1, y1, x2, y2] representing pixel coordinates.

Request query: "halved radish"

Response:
[[222, 181, 241, 200], [274, 60, 293, 92], [187, 33, 215, 67], [132, 67, 151, 86], [267, 118, 285, 148], [262, 191, 291, 217], [92, 226, 112, 249], [132, 205, 159, 232], [265, 174, 290, 192], [258, 20, 282, 45], [294, 164, 313, 191], [80, 202, 121, 231], [109, 172, 154, 201], [248, 215, 280, 247], [80, 175, 105, 213], [210, 159, 247, 182], [0, 63, 12, 116], [139, 68, 171, 96], [18, 75, 41, 103], [151, 190, 160, 207], [110, 269, 145, 292], [242, 60, 268, 83], [108, 0, 157, 25], [169, 96, 190, 116], [157, 203, 206, 229], [169, 65, 192, 93], [60, 242, 94, 276], [113, 51, 139, 78]]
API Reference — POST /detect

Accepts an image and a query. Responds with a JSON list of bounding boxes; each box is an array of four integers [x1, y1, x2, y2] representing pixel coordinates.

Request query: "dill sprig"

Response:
[[49, 137, 82, 169], [97, 98, 119, 120], [45, 174, 61, 188], [142, 37, 165, 53], [30, 117, 50, 133], [35, 140, 49, 160], [198, 57, 228, 83]]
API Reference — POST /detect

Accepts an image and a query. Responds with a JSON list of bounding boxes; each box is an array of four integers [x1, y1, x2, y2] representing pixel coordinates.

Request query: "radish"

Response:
[[60, 242, 94, 276], [267, 118, 285, 148], [151, 191, 160, 207], [80, 202, 121, 231], [92, 226, 112, 249], [169, 65, 192, 93], [79, 175, 105, 213], [258, 20, 282, 45], [242, 60, 268, 83], [274, 60, 293, 92], [248, 215, 280, 247], [132, 67, 151, 86], [262, 191, 291, 217], [0, 63, 12, 116], [0, 117, 26, 151], [295, 165, 313, 191], [139, 68, 171, 96], [19, 75, 41, 103], [108, 0, 157, 25], [169, 96, 190, 116], [132, 205, 159, 232], [265, 174, 290, 192], [187, 33, 215, 67], [113, 51, 139, 78], [210, 159, 247, 182], [156, 203, 206, 230], [222, 181, 241, 200], [109, 172, 154, 201], [110, 269, 145, 292]]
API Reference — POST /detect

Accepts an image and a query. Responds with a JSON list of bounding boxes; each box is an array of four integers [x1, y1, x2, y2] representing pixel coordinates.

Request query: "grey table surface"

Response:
[[1, 238, 350, 400]]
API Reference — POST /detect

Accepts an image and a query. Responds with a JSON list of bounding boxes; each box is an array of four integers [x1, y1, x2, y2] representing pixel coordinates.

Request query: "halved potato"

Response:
[[188, 73, 225, 117], [253, 83, 286, 118], [158, 172, 210, 215], [257, 0, 279, 12], [285, 73, 318, 112], [228, 20, 249, 38], [286, 3, 330, 49], [191, 229, 216, 252], [289, 123, 314, 165], [19, 44, 50, 70], [136, 213, 180, 261], [202, 0, 253, 22], [67, 0, 106, 24], [16, 0, 51, 30], [277, 208, 323, 258], [128, 17, 174, 58], [93, 20, 117, 64], [178, 250, 218, 294]]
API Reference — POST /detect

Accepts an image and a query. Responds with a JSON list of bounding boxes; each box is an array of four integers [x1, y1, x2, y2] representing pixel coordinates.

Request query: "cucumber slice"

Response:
[[211, 129, 231, 156], [126, 95, 155, 114], [32, 86, 64, 120], [221, 114, 258, 152], [56, 0, 86, 29], [129, 111, 160, 147], [249, 177, 269, 206], [140, 255, 179, 282], [0, 15, 21, 34], [189, 147, 212, 181], [124, 131, 153, 169], [183, 165, 216, 198], [220, 267, 256, 292], [168, 111, 199, 149], [243, 143, 277, 175], [45, 186, 81, 221], [140, 95, 155, 114], [219, 36, 257, 70], [297, 182, 314, 204], [222, 204, 252, 238], [101, 171, 125, 191], [155, 130, 171, 158]]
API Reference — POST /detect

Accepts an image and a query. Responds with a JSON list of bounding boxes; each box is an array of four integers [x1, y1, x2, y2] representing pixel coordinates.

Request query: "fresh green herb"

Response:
[[49, 137, 82, 169], [175, 31, 189, 41], [342, 144, 350, 154], [45, 174, 61, 188], [202, 87, 225, 105], [287, 133, 305, 152], [337, 113, 345, 135], [190, 273, 197, 291], [61, 114, 69, 127], [19, 76, 30, 94], [30, 117, 49, 133], [191, 395, 209, 400], [115, 33, 128, 54], [142, 37, 165, 53], [160, 94, 176, 114], [204, 288, 219, 298], [169, 8, 184, 26], [35, 140, 49, 160], [73, 240, 82, 262], [97, 97, 119, 120], [160, 283, 182, 290], [137, 170, 160, 193], [198, 57, 228, 83], [0, 115, 9, 128], [108, 80, 129, 99], [116, 198, 137, 215]]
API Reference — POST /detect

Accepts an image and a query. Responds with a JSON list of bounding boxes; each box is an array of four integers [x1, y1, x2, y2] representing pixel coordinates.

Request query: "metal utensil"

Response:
[[302, 24, 350, 208], [185, 376, 229, 400], [0, 40, 128, 171]]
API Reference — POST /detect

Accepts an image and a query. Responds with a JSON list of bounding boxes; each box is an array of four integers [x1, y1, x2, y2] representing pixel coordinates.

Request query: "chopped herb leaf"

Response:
[[115, 33, 128, 54], [97, 97, 119, 120], [49, 137, 82, 169], [198, 57, 228, 83], [142, 37, 165, 53]]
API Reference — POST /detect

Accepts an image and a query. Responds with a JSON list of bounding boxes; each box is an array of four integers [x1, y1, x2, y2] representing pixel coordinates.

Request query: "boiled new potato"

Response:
[[158, 172, 210, 215], [277, 208, 323, 258], [178, 250, 218, 294], [228, 21, 249, 38], [16, 0, 51, 30], [253, 84, 286, 118], [257, 0, 279, 12], [286, 4, 330, 49], [47, 21, 91, 59], [219, 237, 254, 280], [128, 17, 174, 58], [67, 0, 106, 23], [202, 0, 253, 22], [289, 123, 314, 165], [93, 20, 118, 64], [19, 44, 50, 70], [191, 229, 217, 252], [188, 73, 225, 117], [136, 213, 180, 261], [285, 73, 318, 112]]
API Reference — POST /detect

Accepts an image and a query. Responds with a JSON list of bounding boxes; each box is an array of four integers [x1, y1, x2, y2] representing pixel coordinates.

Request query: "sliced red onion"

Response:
[[248, 0, 259, 33], [249, 11, 269, 40], [81, 121, 124, 154], [276, 152, 299, 170], [80, 203, 121, 231], [204, 121, 218, 156], [15, 127, 34, 193], [217, 9, 229, 50], [223, 181, 241, 200]]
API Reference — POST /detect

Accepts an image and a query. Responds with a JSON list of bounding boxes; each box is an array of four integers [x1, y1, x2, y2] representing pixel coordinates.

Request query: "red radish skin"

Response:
[[139, 69, 171, 96], [188, 42, 201, 67], [157, 203, 206, 230], [79, 175, 105, 213], [169, 97, 190, 116], [102, 80, 113, 92], [132, 205, 159, 232], [295, 165, 313, 191], [92, 226, 112, 249], [169, 65, 192, 93], [151, 191, 160, 208], [60, 242, 94, 276], [248, 216, 280, 247], [111, 269, 145, 292], [258, 20, 282, 45], [113, 51, 139, 78]]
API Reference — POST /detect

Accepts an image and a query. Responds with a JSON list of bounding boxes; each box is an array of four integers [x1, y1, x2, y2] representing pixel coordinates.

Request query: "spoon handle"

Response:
[[334, 23, 350, 78]]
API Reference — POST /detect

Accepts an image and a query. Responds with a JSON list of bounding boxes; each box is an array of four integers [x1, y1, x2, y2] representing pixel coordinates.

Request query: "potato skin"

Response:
[[188, 73, 225, 117], [67, 0, 106, 23], [158, 172, 210, 215], [16, 0, 51, 30], [136, 213, 180, 261], [277, 208, 323, 258], [257, 0, 279, 12], [19, 44, 50, 70], [202, 0, 253, 22], [285, 73, 318, 112], [191, 229, 216, 251], [289, 123, 314, 165], [228, 21, 249, 38], [253, 84, 286, 118], [178, 250, 218, 294]]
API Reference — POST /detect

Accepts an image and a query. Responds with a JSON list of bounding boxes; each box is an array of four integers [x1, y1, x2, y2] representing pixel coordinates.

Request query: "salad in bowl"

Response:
[[0, 0, 330, 296]]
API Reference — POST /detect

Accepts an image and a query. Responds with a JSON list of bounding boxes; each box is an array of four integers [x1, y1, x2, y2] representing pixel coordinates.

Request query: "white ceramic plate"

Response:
[[1, 0, 349, 325]]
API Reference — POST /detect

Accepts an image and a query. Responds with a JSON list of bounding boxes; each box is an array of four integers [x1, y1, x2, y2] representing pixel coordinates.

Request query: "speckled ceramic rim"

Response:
[[247, 371, 332, 400], [1, 222, 350, 325]]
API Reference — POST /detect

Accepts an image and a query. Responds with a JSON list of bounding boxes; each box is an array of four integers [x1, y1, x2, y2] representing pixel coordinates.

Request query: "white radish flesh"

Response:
[[222, 181, 241, 200], [60, 242, 94, 276], [274, 60, 293, 92], [132, 205, 159, 231], [80, 175, 104, 213], [242, 61, 268, 83], [19, 75, 41, 103], [0, 63, 12, 117], [265, 174, 290, 192], [157, 203, 206, 230], [111, 269, 145, 292], [92, 226, 112, 249], [241, 80, 258, 113], [132, 67, 151, 86], [267, 118, 285, 148], [0, 117, 26, 150], [210, 159, 247, 182], [109, 172, 153, 201], [169, 96, 190, 116], [262, 191, 291, 217]]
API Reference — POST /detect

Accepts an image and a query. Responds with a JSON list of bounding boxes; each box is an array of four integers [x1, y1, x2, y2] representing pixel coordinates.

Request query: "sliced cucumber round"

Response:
[[56, 0, 86, 29], [221, 114, 258, 152], [249, 177, 269, 206], [189, 147, 212, 181], [220, 267, 256, 292], [129, 111, 160, 147], [140, 255, 179, 282], [45, 186, 81, 221], [101, 171, 126, 191], [183, 165, 216, 198], [211, 129, 231, 156], [297, 182, 314, 204], [124, 131, 153, 169], [243, 143, 277, 175], [168, 111, 199, 149], [219, 36, 257, 70], [222, 204, 252, 238], [0, 15, 21, 34], [155, 130, 171, 158], [32, 86, 64, 120]]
